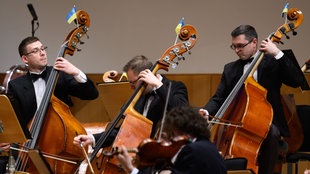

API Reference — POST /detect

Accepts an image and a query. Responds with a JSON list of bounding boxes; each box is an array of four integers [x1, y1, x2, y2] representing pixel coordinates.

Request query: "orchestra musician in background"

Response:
[[116, 105, 227, 174], [0, 36, 99, 173], [74, 55, 189, 150], [199, 25, 305, 174]]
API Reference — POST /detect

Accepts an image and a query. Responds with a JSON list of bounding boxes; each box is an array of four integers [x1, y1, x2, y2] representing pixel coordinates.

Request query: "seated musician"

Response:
[[116, 105, 227, 174], [0, 36, 99, 173], [74, 55, 189, 147], [199, 25, 306, 174]]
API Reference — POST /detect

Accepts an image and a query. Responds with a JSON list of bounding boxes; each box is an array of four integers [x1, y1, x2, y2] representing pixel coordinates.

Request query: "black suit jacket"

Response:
[[204, 53, 304, 136], [7, 66, 99, 129], [134, 75, 189, 137]]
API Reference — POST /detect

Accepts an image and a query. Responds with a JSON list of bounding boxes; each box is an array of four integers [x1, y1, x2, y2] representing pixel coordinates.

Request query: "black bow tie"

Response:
[[147, 90, 157, 98], [241, 57, 254, 65], [30, 70, 47, 82]]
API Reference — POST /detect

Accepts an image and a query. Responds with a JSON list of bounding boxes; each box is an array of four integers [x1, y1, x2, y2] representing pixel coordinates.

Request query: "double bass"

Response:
[[14, 10, 91, 173], [86, 25, 197, 174], [274, 58, 310, 172], [208, 8, 303, 173]]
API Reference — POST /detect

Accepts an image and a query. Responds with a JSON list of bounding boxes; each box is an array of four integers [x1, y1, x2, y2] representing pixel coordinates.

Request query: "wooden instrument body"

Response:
[[23, 96, 87, 173], [212, 77, 273, 173], [89, 110, 152, 174]]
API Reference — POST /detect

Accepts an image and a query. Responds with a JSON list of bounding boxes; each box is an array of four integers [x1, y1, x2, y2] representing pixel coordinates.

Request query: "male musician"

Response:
[[199, 25, 305, 174], [0, 36, 99, 172], [74, 55, 188, 148], [116, 105, 227, 174]]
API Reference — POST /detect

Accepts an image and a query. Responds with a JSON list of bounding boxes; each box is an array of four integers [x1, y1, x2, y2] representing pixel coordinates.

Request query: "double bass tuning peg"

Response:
[[283, 33, 290, 40], [76, 47, 82, 52]]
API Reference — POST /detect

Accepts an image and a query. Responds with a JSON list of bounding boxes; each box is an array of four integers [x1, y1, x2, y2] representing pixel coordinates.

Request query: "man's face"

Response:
[[126, 69, 141, 90], [231, 34, 257, 60], [22, 41, 48, 72]]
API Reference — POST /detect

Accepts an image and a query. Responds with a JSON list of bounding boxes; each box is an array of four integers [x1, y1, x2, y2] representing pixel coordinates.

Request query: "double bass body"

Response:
[[212, 77, 273, 172], [23, 96, 87, 173]]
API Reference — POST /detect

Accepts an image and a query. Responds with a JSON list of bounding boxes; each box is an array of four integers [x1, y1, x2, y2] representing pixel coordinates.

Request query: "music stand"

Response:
[[0, 95, 27, 143], [0, 95, 52, 173], [97, 82, 132, 120], [27, 150, 52, 174]]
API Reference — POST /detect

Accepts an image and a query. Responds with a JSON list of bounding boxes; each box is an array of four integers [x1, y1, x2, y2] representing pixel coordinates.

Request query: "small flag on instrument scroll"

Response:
[[281, 3, 289, 18], [175, 17, 184, 35], [66, 5, 77, 24]]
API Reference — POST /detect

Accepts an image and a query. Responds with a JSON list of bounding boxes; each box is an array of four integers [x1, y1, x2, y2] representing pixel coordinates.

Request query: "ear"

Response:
[[252, 38, 258, 44], [21, 55, 28, 64]]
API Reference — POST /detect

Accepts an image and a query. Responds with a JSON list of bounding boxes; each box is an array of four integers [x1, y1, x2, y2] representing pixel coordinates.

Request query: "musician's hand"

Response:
[[139, 69, 163, 89], [116, 145, 135, 173], [0, 143, 10, 152], [199, 108, 211, 120], [54, 57, 80, 76], [73, 134, 94, 147], [259, 38, 280, 57]]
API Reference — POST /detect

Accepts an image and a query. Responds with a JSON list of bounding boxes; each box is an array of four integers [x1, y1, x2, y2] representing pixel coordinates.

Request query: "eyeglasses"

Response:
[[128, 78, 139, 85], [25, 46, 48, 55], [230, 39, 253, 50]]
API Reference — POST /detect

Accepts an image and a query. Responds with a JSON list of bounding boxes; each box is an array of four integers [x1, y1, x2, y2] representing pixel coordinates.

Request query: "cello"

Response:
[[208, 8, 303, 173], [86, 25, 197, 174], [14, 10, 91, 173]]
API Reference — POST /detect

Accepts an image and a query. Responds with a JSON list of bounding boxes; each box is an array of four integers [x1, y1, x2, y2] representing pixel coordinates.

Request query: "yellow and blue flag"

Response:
[[281, 3, 289, 18], [66, 6, 77, 24], [175, 17, 184, 35]]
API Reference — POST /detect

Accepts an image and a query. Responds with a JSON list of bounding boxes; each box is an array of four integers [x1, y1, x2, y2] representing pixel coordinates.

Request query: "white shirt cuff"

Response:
[[274, 51, 284, 60], [74, 70, 87, 83], [130, 168, 139, 174]]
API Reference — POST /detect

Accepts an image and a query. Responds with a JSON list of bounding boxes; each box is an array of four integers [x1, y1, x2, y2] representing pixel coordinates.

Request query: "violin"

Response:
[[134, 135, 189, 169], [101, 135, 189, 170]]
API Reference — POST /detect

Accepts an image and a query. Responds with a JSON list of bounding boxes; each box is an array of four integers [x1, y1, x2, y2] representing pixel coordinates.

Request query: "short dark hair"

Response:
[[164, 105, 211, 139], [18, 36, 40, 57], [122, 55, 153, 75], [231, 25, 258, 41]]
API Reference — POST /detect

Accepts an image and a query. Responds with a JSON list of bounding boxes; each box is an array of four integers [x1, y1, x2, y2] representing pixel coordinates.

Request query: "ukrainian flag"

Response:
[[282, 3, 289, 18], [175, 17, 184, 35], [66, 6, 77, 24]]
